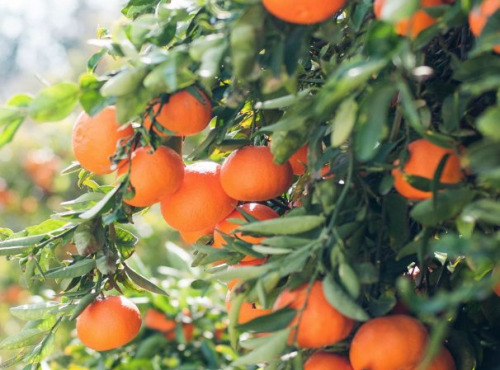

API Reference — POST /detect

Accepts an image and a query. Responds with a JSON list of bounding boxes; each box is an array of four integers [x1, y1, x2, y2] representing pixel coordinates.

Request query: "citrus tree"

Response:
[[0, 0, 499, 368]]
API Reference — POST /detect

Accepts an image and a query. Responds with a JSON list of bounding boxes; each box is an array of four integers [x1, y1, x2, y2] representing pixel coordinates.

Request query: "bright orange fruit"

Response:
[[374, 0, 444, 39], [349, 315, 429, 370], [469, 0, 500, 53], [262, 0, 346, 24], [161, 161, 237, 232], [273, 281, 354, 348], [221, 146, 293, 202], [72, 106, 134, 174], [76, 296, 141, 351], [144, 89, 212, 136], [392, 139, 464, 200], [118, 146, 184, 207], [304, 352, 353, 370]]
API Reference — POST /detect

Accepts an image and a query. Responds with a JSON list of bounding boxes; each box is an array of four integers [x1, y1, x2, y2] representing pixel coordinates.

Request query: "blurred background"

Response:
[[0, 2, 226, 367]]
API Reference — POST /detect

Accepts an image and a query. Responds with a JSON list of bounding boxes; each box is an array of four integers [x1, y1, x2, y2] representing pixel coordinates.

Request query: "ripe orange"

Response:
[[213, 203, 279, 262], [144, 308, 176, 332], [225, 289, 272, 324], [164, 323, 194, 342], [304, 352, 353, 370], [161, 161, 236, 232], [76, 296, 141, 351], [221, 146, 293, 202], [392, 139, 464, 200], [72, 106, 134, 175], [262, 0, 346, 24], [428, 347, 456, 370], [118, 146, 184, 207], [144, 89, 212, 136], [288, 145, 308, 175], [469, 0, 500, 53], [179, 227, 214, 245], [374, 0, 444, 39], [273, 281, 355, 348], [349, 315, 428, 370]]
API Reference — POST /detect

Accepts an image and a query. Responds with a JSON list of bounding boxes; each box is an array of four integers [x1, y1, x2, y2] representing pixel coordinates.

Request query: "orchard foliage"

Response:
[[0, 0, 499, 369]]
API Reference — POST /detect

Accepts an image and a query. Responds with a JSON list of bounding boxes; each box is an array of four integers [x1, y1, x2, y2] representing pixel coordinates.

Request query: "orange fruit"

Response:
[[428, 347, 456, 370], [262, 0, 346, 24], [374, 0, 444, 39], [304, 352, 353, 370], [161, 161, 237, 232], [72, 106, 134, 175], [221, 146, 293, 201], [226, 289, 272, 324], [179, 227, 214, 245], [144, 308, 176, 332], [118, 146, 184, 207], [392, 139, 464, 200], [164, 323, 194, 342], [213, 203, 279, 262], [76, 296, 141, 351], [349, 315, 428, 370], [469, 0, 500, 54], [144, 89, 212, 136], [289, 145, 308, 175], [273, 281, 355, 348]]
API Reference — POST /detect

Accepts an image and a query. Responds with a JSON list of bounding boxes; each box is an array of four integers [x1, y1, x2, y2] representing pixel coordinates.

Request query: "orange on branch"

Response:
[[374, 0, 444, 39], [262, 0, 346, 24], [469, 0, 500, 53], [144, 89, 212, 136], [392, 139, 464, 200], [161, 161, 236, 232], [273, 281, 354, 348], [428, 347, 456, 370], [213, 203, 279, 262], [349, 315, 428, 370], [179, 227, 214, 245], [118, 146, 184, 207], [221, 146, 293, 202], [72, 106, 134, 175], [305, 352, 353, 370], [144, 308, 177, 332], [225, 289, 272, 325], [76, 296, 141, 351]]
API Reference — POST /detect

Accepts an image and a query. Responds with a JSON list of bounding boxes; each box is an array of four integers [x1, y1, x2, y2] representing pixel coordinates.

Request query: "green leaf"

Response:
[[115, 227, 138, 259], [231, 328, 290, 366], [236, 216, 325, 236], [379, 0, 418, 22], [28, 83, 80, 122], [256, 89, 311, 110], [101, 67, 148, 97], [322, 275, 370, 321], [410, 189, 475, 226], [10, 302, 62, 321], [61, 192, 105, 211], [332, 97, 358, 147], [461, 200, 500, 225], [69, 291, 100, 321], [477, 106, 500, 141], [339, 263, 361, 299], [79, 185, 121, 220], [44, 259, 96, 279], [0, 235, 45, 256], [354, 83, 395, 161], [236, 307, 295, 333], [0, 329, 45, 350], [123, 264, 168, 296], [211, 265, 270, 283]]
